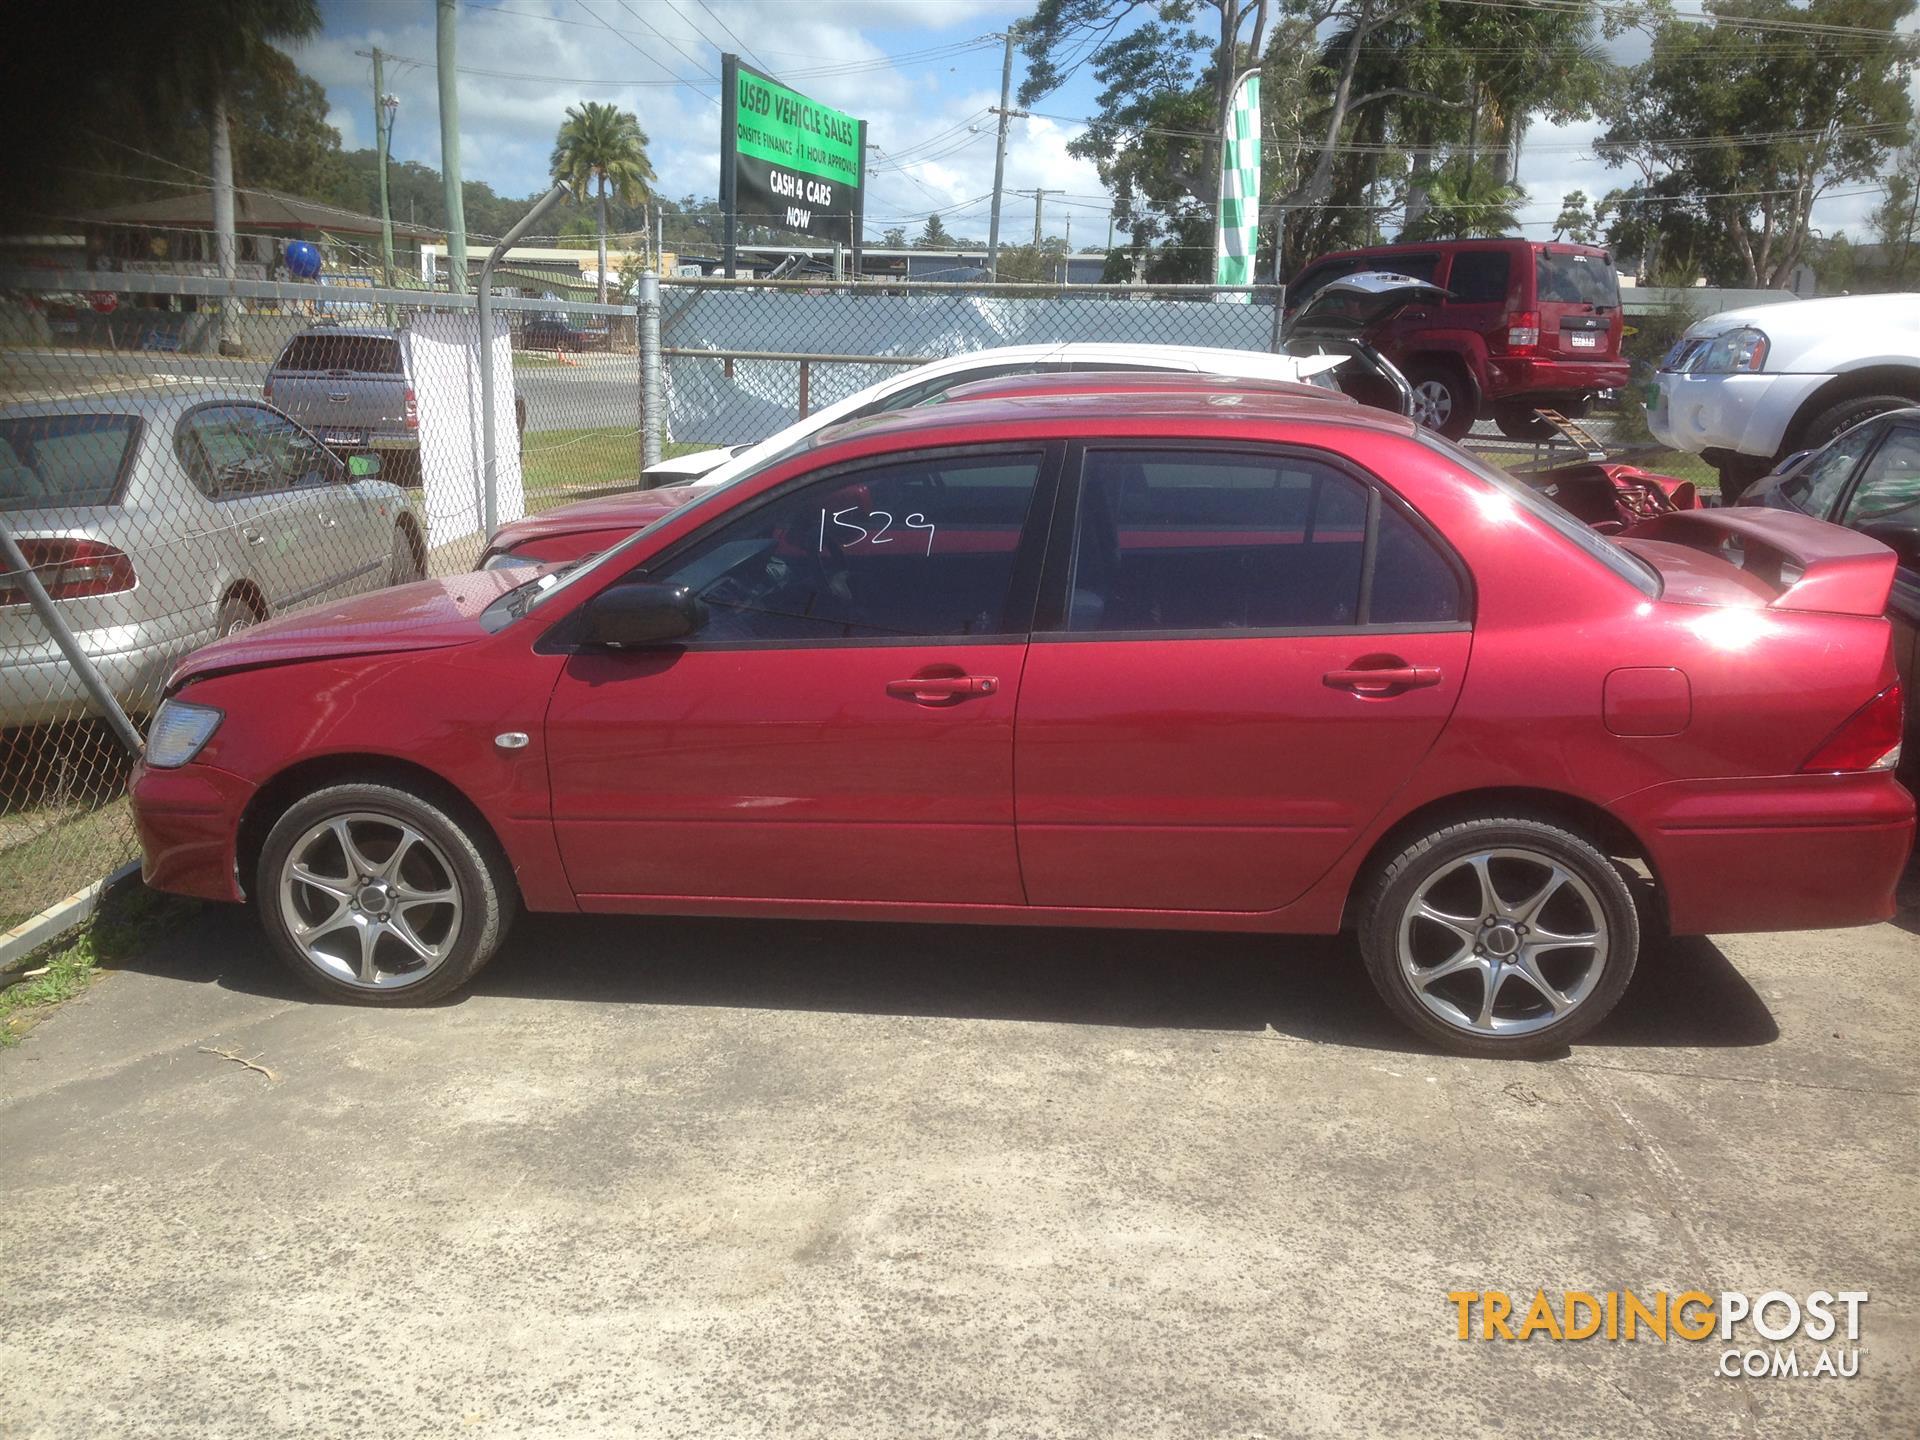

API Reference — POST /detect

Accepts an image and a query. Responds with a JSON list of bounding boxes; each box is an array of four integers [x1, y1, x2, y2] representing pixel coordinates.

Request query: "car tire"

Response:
[[388, 522, 426, 584], [1406, 363, 1476, 439], [257, 781, 516, 1005], [1356, 815, 1640, 1058], [215, 594, 263, 638], [1493, 407, 1555, 441], [1798, 392, 1917, 454]]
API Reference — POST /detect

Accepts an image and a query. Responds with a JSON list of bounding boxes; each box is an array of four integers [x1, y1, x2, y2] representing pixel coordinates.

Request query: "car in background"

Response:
[[265, 325, 422, 487], [518, 314, 611, 354], [1286, 239, 1630, 440], [0, 394, 427, 728], [1649, 293, 1920, 501], [132, 386, 1911, 1056], [1736, 407, 1920, 770]]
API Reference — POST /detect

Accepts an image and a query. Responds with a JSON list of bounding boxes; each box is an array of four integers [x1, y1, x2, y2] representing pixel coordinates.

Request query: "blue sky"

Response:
[[296, 0, 1894, 248]]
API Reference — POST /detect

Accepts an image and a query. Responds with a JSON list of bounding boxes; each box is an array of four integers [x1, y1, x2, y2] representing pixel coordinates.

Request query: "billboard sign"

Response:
[[721, 55, 865, 271]]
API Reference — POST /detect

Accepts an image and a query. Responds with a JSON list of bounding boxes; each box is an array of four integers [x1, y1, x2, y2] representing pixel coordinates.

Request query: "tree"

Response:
[[1396, 159, 1522, 240], [917, 213, 955, 248], [550, 101, 656, 303], [881, 226, 908, 248], [996, 238, 1071, 282], [1598, 0, 1918, 288], [1553, 190, 1600, 244], [1872, 142, 1920, 284]]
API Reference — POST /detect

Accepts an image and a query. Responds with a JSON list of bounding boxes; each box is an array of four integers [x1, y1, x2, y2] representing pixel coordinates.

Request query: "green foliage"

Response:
[[1552, 191, 1601, 244], [1598, 0, 1918, 287], [996, 239, 1070, 282], [881, 227, 908, 248], [549, 102, 655, 210], [1397, 160, 1523, 240], [917, 213, 955, 248], [1872, 142, 1920, 285]]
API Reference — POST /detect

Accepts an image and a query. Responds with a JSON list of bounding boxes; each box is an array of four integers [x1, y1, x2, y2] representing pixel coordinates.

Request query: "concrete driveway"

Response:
[[2, 883, 1916, 1439]]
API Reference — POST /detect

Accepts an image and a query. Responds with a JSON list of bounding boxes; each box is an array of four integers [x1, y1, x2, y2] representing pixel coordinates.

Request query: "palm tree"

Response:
[[126, 0, 321, 352], [1400, 160, 1524, 241], [550, 102, 656, 303]]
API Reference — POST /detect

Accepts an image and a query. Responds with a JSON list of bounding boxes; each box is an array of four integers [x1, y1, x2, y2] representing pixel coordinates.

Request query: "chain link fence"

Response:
[[0, 267, 1313, 935]]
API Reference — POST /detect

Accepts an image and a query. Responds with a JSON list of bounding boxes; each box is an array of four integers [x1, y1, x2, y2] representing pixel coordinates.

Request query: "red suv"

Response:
[[1286, 239, 1628, 440]]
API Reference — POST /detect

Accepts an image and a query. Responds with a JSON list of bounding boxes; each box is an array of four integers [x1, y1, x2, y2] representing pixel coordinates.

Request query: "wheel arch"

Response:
[[1782, 364, 1920, 452], [1337, 785, 1659, 931], [219, 578, 268, 623], [236, 752, 516, 905], [395, 512, 426, 571], [1402, 348, 1485, 412]]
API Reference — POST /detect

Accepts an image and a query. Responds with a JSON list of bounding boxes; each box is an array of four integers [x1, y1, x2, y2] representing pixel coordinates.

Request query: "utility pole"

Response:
[[1028, 188, 1063, 247], [436, 0, 468, 292], [371, 49, 397, 289], [985, 28, 1022, 280], [1062, 214, 1070, 285]]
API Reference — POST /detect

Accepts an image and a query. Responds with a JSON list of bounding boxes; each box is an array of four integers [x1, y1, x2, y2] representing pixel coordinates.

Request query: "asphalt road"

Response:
[[2, 875, 1915, 1438]]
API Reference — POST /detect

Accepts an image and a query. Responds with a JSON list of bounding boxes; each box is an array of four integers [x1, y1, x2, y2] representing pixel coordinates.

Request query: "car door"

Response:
[[175, 403, 319, 610], [1014, 443, 1472, 913], [1833, 421, 1920, 744], [542, 445, 1057, 906], [242, 404, 389, 597]]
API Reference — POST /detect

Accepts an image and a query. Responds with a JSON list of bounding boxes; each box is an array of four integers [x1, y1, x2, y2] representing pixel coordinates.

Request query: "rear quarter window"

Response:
[[0, 415, 140, 510], [1445, 251, 1512, 304]]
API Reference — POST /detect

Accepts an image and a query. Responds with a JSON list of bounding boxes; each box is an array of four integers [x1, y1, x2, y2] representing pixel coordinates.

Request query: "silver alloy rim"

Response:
[[1412, 379, 1453, 429], [1397, 847, 1608, 1037], [279, 812, 463, 990]]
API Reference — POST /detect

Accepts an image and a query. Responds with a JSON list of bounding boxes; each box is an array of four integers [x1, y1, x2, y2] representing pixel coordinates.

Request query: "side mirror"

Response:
[[1860, 520, 1920, 569], [581, 581, 708, 647], [347, 453, 382, 479]]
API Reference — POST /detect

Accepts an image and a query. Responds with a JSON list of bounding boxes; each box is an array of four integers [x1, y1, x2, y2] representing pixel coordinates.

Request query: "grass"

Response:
[[521, 427, 708, 512], [0, 883, 195, 1046], [0, 799, 137, 934], [512, 352, 568, 370]]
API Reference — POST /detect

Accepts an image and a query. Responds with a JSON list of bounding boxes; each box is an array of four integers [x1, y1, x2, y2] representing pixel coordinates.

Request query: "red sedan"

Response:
[[131, 391, 1912, 1057]]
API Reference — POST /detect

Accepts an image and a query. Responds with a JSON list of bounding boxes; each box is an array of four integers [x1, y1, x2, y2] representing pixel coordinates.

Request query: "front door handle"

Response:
[[886, 674, 999, 704], [243, 529, 267, 546], [1324, 665, 1442, 694]]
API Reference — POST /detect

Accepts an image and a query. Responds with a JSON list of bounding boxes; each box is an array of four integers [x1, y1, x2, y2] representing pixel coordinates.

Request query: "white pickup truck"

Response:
[[1648, 292, 1920, 498]]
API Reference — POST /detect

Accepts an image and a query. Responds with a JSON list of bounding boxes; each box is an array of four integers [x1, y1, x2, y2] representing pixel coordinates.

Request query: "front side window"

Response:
[[645, 451, 1045, 642], [1782, 422, 1879, 517], [1839, 427, 1920, 527], [1063, 449, 1461, 633], [178, 404, 339, 498]]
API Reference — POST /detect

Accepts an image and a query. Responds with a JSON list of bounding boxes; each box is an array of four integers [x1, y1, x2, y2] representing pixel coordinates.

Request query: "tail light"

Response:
[[1801, 683, 1904, 773], [0, 539, 137, 605], [1497, 309, 1543, 353], [403, 386, 419, 430]]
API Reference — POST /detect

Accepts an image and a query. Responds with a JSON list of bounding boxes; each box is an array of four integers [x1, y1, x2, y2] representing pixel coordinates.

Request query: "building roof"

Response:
[[86, 188, 438, 241]]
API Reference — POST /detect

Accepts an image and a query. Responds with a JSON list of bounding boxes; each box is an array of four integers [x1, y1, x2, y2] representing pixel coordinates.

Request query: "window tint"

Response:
[[1372, 501, 1464, 624], [0, 415, 139, 510], [1840, 427, 1920, 526], [1377, 253, 1441, 283], [647, 452, 1044, 641], [1446, 251, 1511, 304], [1782, 422, 1879, 516], [177, 405, 340, 498], [274, 334, 404, 374], [1535, 250, 1619, 306], [1066, 449, 1458, 632], [1287, 258, 1362, 307], [866, 361, 1077, 415]]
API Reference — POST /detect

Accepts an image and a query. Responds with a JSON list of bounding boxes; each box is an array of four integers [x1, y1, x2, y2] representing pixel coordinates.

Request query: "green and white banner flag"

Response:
[[1214, 70, 1261, 299]]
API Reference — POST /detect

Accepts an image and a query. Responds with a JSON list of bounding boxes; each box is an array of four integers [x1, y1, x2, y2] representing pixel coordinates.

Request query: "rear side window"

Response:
[[1535, 250, 1619, 306], [1372, 253, 1441, 284], [1839, 427, 1920, 526], [273, 334, 403, 374], [1063, 449, 1461, 632], [1782, 422, 1878, 516], [0, 415, 139, 510], [1287, 258, 1362, 308], [1446, 251, 1511, 304]]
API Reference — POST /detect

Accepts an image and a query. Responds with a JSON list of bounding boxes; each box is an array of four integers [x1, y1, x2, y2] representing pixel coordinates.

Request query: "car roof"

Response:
[[289, 325, 402, 339], [0, 390, 263, 422], [1305, 238, 1609, 263], [938, 369, 1358, 408], [813, 387, 1417, 450], [912, 342, 1313, 375]]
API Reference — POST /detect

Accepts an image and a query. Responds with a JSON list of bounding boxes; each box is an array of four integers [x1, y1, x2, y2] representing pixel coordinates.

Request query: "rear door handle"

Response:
[[886, 674, 998, 703], [1324, 665, 1442, 694]]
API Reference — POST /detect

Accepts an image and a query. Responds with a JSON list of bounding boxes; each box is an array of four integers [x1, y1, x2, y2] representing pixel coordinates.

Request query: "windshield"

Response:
[[0, 415, 140, 510], [1417, 432, 1660, 597], [521, 430, 822, 612], [1535, 250, 1619, 308]]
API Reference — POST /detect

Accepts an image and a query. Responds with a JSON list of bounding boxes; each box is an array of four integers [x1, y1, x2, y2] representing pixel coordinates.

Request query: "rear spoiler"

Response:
[[1624, 507, 1897, 617]]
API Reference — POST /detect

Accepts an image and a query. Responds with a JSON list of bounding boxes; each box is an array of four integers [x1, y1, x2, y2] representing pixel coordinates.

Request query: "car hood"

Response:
[[167, 569, 527, 689], [488, 485, 702, 551]]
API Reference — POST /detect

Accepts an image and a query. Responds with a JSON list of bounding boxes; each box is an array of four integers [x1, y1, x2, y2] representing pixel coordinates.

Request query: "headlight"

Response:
[[482, 550, 542, 572], [1690, 326, 1770, 373], [146, 700, 222, 768]]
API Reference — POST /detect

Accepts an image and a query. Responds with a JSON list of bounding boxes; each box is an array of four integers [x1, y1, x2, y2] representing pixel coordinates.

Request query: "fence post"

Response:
[[478, 182, 570, 537], [639, 272, 663, 473], [0, 521, 143, 759]]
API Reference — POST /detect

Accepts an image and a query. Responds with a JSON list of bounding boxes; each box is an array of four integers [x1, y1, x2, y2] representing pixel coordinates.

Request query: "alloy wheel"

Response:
[[278, 811, 464, 990], [1412, 379, 1454, 430], [1396, 847, 1609, 1037]]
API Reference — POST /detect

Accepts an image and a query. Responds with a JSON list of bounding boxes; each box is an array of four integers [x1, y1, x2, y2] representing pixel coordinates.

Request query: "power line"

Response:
[[688, 0, 776, 77], [611, 0, 721, 82]]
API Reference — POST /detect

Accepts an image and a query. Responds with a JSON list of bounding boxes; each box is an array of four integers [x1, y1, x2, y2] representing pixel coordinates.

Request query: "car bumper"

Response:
[[1484, 357, 1629, 401], [130, 759, 255, 902], [1647, 371, 1832, 459], [0, 628, 209, 728], [1615, 771, 1914, 934]]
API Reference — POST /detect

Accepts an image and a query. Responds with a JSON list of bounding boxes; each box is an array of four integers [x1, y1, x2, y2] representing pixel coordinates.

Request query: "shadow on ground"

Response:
[[120, 900, 1780, 1056]]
